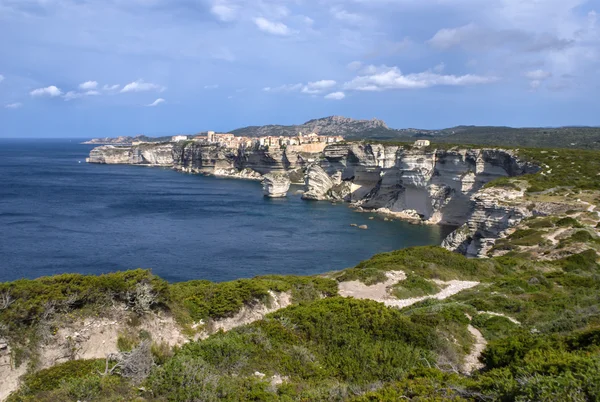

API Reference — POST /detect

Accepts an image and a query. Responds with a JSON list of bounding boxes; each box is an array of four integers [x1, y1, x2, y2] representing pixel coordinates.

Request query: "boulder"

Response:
[[262, 174, 291, 198]]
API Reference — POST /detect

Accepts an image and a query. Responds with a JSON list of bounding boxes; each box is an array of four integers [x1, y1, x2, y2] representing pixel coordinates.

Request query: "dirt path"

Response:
[[546, 227, 569, 245], [462, 325, 487, 374], [338, 271, 479, 310]]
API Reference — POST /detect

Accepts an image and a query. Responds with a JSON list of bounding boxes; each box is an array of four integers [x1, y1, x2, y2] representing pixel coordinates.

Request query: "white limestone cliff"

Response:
[[262, 174, 291, 198]]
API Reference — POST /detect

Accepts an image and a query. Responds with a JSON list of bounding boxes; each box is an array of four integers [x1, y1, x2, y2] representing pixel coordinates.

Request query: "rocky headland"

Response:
[[86, 141, 548, 256]]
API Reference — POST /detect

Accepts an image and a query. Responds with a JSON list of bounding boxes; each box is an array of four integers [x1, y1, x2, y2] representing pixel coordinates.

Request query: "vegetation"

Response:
[[4, 245, 600, 400], [391, 274, 441, 299]]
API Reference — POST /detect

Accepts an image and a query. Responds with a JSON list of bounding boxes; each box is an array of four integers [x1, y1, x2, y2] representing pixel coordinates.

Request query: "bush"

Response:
[[392, 274, 440, 299]]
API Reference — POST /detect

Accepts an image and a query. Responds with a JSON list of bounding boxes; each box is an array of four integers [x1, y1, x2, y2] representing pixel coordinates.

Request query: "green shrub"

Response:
[[392, 274, 440, 299], [556, 217, 583, 228]]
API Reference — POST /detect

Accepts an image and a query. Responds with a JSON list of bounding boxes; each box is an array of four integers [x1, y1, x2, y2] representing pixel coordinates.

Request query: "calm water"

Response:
[[0, 139, 451, 283]]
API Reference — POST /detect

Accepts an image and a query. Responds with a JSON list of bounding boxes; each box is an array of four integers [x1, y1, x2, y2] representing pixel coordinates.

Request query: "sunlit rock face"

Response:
[[262, 174, 291, 198], [302, 164, 334, 201], [88, 141, 539, 256]]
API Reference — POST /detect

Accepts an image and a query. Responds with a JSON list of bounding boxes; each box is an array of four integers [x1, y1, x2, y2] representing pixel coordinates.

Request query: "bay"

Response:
[[0, 139, 452, 283]]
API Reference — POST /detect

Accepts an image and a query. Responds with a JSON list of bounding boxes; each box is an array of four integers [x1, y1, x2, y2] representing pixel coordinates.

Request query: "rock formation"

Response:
[[262, 174, 291, 198], [87, 141, 540, 256]]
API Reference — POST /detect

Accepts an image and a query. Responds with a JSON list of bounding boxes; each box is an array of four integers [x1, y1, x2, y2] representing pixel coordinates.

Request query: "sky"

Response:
[[0, 0, 599, 138]]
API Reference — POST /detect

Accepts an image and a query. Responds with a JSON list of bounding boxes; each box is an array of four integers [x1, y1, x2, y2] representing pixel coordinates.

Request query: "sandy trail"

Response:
[[462, 325, 487, 374], [546, 227, 569, 245], [338, 271, 479, 310]]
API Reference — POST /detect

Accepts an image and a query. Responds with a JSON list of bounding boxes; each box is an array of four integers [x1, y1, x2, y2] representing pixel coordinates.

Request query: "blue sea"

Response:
[[0, 139, 451, 283]]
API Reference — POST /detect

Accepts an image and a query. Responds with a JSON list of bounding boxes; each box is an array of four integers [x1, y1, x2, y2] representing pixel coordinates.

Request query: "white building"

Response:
[[172, 135, 189, 142], [414, 140, 431, 148]]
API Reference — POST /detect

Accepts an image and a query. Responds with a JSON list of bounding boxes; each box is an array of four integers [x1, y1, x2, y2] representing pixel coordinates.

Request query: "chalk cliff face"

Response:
[[87, 141, 539, 256], [262, 174, 291, 198], [312, 144, 537, 225]]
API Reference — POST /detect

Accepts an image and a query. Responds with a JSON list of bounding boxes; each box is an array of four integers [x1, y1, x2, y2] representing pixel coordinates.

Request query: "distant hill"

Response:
[[83, 116, 600, 150], [231, 116, 403, 138], [82, 135, 172, 145]]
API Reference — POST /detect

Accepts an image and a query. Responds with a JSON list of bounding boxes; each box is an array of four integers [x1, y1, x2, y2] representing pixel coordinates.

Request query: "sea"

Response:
[[0, 139, 452, 283]]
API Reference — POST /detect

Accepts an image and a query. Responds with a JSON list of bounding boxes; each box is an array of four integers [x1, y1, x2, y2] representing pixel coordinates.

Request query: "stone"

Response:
[[261, 174, 291, 198], [369, 217, 374, 220], [302, 164, 334, 201], [359, 225, 368, 230], [350, 224, 358, 227]]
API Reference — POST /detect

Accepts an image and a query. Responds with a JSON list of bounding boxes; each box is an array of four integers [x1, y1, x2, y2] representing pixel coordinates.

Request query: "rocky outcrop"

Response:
[[302, 165, 334, 201], [262, 174, 291, 198], [87, 141, 540, 257], [86, 144, 175, 166], [441, 187, 532, 257], [309, 144, 537, 225]]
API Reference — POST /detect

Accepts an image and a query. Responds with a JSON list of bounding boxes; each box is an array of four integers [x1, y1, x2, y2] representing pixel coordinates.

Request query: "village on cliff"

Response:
[[134, 131, 347, 153]]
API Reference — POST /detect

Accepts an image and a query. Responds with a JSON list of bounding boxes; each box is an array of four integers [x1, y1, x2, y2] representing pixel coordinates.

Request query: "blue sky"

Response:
[[0, 0, 599, 138]]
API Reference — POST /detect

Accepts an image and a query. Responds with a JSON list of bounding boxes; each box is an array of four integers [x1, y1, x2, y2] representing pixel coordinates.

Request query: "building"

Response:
[[414, 140, 431, 148], [172, 135, 189, 142]]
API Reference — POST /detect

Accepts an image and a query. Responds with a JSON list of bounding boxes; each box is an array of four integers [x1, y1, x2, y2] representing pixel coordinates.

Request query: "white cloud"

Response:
[[204, 84, 219, 89], [254, 17, 292, 36], [63, 90, 100, 101], [301, 80, 337, 94], [263, 83, 303, 92], [64, 91, 83, 101], [146, 98, 165, 107], [324, 91, 345, 100], [121, 80, 165, 93], [347, 61, 363, 71], [211, 0, 238, 22], [344, 65, 498, 91], [433, 62, 446, 73], [428, 23, 478, 49], [429, 23, 574, 53], [5, 102, 22, 109], [0, 74, 4, 83], [103, 84, 120, 91], [79, 81, 98, 90], [30, 86, 62, 97], [525, 69, 552, 80]]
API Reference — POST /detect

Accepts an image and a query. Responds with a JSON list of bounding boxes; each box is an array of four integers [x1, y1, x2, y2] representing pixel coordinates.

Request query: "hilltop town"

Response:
[[161, 131, 345, 153]]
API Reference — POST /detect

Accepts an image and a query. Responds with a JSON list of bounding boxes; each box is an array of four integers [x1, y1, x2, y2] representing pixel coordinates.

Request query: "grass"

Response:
[[391, 274, 441, 299]]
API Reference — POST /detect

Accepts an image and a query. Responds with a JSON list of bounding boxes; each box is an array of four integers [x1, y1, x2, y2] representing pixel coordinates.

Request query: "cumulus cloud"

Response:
[[146, 98, 165, 107], [30, 86, 62, 97], [79, 81, 98, 90], [263, 83, 303, 92], [211, 0, 238, 22], [525, 69, 553, 91], [429, 23, 573, 53], [103, 84, 120, 91], [347, 61, 363, 71], [63, 90, 100, 101], [5, 102, 22, 109], [324, 91, 345, 100], [63, 91, 83, 101], [301, 80, 337, 94], [344, 65, 498, 91], [254, 17, 291, 36], [121, 80, 165, 93]]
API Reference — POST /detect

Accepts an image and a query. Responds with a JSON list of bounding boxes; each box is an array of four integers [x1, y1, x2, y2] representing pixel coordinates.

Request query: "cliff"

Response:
[[86, 142, 541, 256]]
